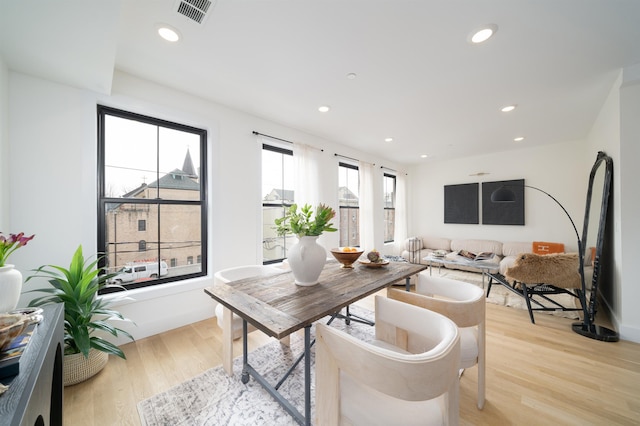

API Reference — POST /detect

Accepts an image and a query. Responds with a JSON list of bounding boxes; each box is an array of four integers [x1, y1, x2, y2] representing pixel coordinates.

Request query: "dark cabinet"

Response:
[[0, 304, 64, 426]]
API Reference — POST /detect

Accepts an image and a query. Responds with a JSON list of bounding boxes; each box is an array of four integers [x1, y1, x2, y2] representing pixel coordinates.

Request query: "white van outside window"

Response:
[[109, 261, 169, 284]]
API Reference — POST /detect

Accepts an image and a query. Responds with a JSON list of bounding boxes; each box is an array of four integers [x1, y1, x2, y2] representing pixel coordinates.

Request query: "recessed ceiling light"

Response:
[[420, 154, 429, 158], [514, 136, 525, 142], [318, 105, 330, 113], [157, 24, 181, 42], [346, 73, 357, 80], [469, 24, 498, 44], [501, 105, 517, 112], [385, 137, 393, 142]]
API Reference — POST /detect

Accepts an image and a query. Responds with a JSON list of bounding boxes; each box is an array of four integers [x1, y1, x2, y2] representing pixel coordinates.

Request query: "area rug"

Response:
[[137, 307, 377, 426]]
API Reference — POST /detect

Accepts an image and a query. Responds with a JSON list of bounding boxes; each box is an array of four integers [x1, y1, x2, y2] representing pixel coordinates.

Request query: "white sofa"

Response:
[[401, 237, 535, 276]]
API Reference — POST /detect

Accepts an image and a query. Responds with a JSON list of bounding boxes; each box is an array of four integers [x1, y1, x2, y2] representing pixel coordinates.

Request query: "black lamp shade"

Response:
[[491, 186, 517, 202]]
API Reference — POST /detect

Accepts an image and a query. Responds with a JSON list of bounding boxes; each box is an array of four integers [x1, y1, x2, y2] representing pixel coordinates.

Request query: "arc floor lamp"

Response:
[[491, 184, 618, 342]]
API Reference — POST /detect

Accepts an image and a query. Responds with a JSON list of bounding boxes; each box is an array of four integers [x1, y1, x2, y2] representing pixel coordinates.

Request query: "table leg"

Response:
[[222, 306, 233, 376], [304, 326, 311, 425], [241, 320, 249, 384], [337, 306, 374, 326], [405, 276, 411, 292], [239, 321, 310, 425]]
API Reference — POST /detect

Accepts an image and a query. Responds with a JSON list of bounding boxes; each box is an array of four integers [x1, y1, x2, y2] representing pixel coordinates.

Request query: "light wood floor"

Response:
[[64, 292, 640, 425]]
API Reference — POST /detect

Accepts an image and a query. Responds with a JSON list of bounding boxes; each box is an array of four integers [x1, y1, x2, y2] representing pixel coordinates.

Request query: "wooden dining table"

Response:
[[204, 259, 426, 426]]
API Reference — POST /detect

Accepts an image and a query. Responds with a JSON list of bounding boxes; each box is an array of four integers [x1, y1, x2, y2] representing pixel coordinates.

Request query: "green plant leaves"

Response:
[[274, 203, 337, 237], [24, 244, 135, 359]]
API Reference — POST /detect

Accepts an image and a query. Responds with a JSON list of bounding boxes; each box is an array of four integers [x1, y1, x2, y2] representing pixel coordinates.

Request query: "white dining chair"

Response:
[[316, 295, 461, 425], [388, 273, 486, 409], [213, 264, 284, 375]]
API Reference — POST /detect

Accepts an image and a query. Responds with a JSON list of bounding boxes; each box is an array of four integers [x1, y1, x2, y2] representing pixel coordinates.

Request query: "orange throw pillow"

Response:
[[532, 241, 565, 255]]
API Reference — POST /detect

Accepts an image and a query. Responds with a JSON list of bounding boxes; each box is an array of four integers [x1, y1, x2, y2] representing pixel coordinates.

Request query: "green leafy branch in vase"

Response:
[[275, 203, 337, 237]]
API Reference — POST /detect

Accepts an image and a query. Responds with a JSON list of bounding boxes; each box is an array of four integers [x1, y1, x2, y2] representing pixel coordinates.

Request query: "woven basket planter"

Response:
[[64, 349, 109, 386]]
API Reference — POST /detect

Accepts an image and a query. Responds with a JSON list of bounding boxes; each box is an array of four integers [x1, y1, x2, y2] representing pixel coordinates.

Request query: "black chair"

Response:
[[486, 272, 584, 324]]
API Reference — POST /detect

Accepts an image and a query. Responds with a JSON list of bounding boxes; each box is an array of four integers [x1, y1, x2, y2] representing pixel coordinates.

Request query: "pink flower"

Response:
[[0, 232, 35, 267]]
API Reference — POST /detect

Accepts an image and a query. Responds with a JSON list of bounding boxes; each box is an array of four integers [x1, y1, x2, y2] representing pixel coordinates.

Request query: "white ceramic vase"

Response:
[[0, 264, 23, 313], [287, 236, 327, 286]]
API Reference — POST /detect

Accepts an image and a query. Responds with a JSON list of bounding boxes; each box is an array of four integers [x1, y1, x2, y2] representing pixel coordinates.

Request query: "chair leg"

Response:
[[486, 276, 494, 297], [477, 323, 486, 410], [521, 283, 536, 324]]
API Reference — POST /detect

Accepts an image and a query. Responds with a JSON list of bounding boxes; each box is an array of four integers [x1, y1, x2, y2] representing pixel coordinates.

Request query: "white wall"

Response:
[[585, 72, 622, 330], [0, 54, 9, 230], [8, 70, 400, 342], [582, 66, 640, 343], [406, 141, 588, 253], [619, 66, 640, 342]]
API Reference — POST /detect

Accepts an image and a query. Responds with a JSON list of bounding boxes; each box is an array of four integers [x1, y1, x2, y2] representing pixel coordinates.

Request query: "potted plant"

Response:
[[275, 203, 337, 286], [0, 232, 35, 313], [24, 245, 134, 386]]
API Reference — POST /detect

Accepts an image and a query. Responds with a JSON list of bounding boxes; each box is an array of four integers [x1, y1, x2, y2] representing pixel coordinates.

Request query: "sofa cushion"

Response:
[[423, 237, 451, 251], [502, 241, 532, 257]]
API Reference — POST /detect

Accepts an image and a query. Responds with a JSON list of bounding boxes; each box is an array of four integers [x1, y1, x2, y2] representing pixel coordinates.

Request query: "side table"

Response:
[[0, 303, 64, 426]]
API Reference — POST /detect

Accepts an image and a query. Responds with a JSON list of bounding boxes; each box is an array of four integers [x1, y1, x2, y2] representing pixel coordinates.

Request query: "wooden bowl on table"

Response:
[[330, 248, 364, 269]]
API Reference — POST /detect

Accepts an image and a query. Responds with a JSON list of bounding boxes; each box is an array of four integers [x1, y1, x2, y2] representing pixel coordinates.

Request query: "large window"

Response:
[[97, 106, 207, 291], [383, 173, 396, 243], [262, 144, 294, 264], [338, 162, 359, 247]]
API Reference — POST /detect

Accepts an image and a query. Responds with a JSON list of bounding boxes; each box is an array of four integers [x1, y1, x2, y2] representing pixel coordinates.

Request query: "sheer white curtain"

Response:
[[293, 142, 321, 207], [393, 173, 408, 254], [359, 161, 375, 251]]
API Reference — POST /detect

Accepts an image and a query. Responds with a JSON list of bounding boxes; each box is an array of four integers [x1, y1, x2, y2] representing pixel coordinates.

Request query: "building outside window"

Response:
[[97, 105, 207, 292], [383, 173, 396, 243], [338, 162, 359, 247], [262, 143, 294, 264]]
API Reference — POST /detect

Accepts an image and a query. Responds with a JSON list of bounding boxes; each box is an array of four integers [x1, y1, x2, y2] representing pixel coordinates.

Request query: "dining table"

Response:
[[204, 259, 426, 425]]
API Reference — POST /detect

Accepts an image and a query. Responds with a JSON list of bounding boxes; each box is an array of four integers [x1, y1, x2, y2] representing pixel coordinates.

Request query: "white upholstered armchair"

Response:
[[315, 295, 461, 425], [388, 273, 486, 410]]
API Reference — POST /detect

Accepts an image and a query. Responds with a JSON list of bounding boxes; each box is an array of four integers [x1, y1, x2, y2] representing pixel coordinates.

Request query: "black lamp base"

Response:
[[572, 322, 619, 342]]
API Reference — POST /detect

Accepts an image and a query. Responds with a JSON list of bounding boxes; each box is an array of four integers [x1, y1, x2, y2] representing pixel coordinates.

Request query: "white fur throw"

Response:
[[505, 253, 581, 289]]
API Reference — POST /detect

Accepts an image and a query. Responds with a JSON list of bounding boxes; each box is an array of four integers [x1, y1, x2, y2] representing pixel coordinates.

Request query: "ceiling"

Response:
[[2, 0, 640, 165]]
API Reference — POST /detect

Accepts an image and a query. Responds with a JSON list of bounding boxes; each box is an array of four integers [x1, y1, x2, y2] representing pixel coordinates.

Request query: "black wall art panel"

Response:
[[444, 183, 479, 224], [482, 179, 525, 225]]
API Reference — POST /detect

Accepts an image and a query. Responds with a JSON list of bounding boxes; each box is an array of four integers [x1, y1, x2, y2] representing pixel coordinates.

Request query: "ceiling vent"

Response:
[[175, 0, 214, 24]]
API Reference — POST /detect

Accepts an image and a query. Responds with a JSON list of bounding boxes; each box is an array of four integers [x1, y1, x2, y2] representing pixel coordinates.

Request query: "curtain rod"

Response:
[[335, 153, 375, 165], [253, 131, 323, 152], [334, 153, 358, 162], [334, 153, 377, 167], [381, 165, 408, 176], [253, 131, 293, 145]]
